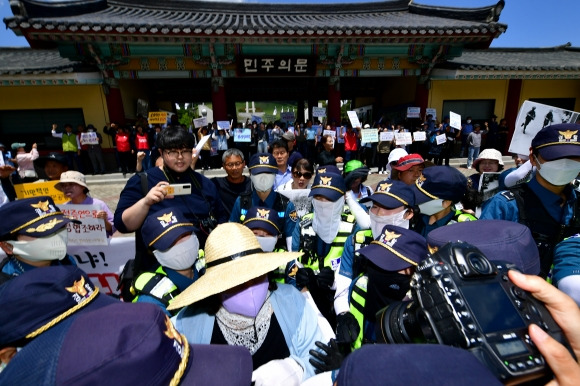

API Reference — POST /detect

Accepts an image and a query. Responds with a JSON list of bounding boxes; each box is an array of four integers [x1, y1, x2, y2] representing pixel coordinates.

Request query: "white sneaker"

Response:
[[467, 166, 472, 169]]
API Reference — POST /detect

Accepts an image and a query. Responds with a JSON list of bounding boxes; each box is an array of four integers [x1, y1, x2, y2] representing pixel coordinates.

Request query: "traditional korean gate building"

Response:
[[2, 0, 579, 150]]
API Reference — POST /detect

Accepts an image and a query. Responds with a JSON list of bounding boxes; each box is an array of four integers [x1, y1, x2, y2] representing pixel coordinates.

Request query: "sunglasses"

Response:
[[293, 171, 313, 179]]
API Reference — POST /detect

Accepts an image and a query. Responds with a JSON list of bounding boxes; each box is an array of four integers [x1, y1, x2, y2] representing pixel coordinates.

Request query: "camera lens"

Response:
[[375, 301, 426, 344], [467, 252, 493, 275]]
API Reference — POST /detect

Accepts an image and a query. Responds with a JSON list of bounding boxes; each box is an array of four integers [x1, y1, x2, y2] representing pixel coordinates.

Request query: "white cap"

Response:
[[388, 148, 408, 164], [473, 148, 504, 169]]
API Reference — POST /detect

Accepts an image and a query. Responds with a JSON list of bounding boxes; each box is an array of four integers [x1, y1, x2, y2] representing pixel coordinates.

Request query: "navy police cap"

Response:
[[360, 180, 415, 209], [243, 206, 282, 236], [411, 166, 467, 205], [141, 207, 195, 251], [309, 172, 346, 202], [248, 153, 277, 175], [531, 123, 580, 161]]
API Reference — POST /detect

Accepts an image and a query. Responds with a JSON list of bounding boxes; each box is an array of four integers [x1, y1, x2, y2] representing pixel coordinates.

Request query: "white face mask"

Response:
[[153, 234, 199, 270], [418, 199, 446, 216], [370, 210, 409, 237], [467, 120, 471, 124], [251, 173, 276, 192], [312, 197, 345, 244], [255, 235, 278, 252], [534, 156, 580, 186], [9, 229, 68, 262]]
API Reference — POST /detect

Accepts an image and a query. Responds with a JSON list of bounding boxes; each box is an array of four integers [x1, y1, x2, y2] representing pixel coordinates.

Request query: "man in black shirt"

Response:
[[212, 148, 251, 216]]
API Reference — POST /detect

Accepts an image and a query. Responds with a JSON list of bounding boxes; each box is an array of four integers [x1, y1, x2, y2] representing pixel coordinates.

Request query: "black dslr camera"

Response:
[[376, 241, 571, 384], [199, 214, 218, 234]]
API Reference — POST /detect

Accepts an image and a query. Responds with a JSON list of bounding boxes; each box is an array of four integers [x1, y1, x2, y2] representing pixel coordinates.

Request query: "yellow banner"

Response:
[[148, 111, 168, 124], [14, 181, 67, 204]]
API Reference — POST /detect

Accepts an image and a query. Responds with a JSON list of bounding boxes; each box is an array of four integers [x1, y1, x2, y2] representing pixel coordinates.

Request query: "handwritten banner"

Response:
[[80, 132, 99, 145], [14, 181, 66, 204], [436, 133, 447, 145], [280, 112, 295, 122], [426, 108, 437, 120], [193, 117, 208, 128], [450, 111, 462, 130], [347, 111, 361, 128], [216, 121, 231, 130], [323, 129, 336, 138], [395, 132, 413, 145], [61, 204, 108, 246]]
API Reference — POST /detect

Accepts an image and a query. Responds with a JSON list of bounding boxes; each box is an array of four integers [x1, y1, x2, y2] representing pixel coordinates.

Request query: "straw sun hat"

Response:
[[167, 223, 302, 310]]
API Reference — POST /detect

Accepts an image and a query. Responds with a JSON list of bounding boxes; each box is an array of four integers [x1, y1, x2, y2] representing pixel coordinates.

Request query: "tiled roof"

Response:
[[0, 48, 86, 75], [5, 0, 507, 38], [443, 44, 580, 71]]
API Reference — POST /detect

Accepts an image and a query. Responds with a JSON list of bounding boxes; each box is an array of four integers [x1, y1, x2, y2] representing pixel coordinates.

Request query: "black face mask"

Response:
[[364, 263, 411, 323]]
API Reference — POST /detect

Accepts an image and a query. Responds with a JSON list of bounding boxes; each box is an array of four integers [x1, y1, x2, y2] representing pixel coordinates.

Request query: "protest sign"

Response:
[[251, 115, 263, 124], [347, 111, 361, 128], [195, 134, 211, 154], [217, 121, 231, 130], [277, 189, 312, 219], [0, 151, 4, 166], [234, 128, 252, 142], [479, 173, 501, 202], [0, 236, 136, 296], [14, 181, 66, 204], [407, 107, 421, 119], [312, 107, 326, 117], [323, 129, 336, 138], [395, 132, 413, 145], [193, 117, 207, 128], [450, 111, 462, 130], [413, 131, 427, 141], [426, 108, 437, 120], [362, 128, 379, 143], [61, 204, 108, 246], [80, 132, 99, 145], [280, 111, 295, 122], [436, 133, 447, 145], [148, 112, 168, 124], [509, 100, 580, 156], [380, 131, 394, 141]]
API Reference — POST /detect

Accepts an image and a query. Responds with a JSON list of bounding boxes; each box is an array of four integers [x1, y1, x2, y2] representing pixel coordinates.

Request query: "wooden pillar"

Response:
[[211, 77, 227, 122], [104, 78, 125, 125], [505, 79, 522, 154], [414, 81, 429, 117], [327, 77, 341, 124]]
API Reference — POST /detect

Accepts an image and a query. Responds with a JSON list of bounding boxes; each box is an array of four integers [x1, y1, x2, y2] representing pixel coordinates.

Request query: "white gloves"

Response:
[[252, 357, 304, 386], [345, 192, 371, 229]]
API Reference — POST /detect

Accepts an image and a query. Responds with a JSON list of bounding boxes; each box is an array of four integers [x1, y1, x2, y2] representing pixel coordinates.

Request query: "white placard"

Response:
[[508, 101, 580, 156], [347, 111, 361, 128], [312, 107, 326, 117], [280, 112, 295, 122], [413, 131, 427, 141], [61, 205, 108, 246], [0, 151, 4, 167], [362, 129, 379, 143], [426, 108, 437, 120], [450, 111, 462, 130], [0, 237, 137, 296], [234, 128, 252, 143], [195, 134, 211, 153], [323, 129, 336, 138], [436, 133, 447, 145], [193, 117, 208, 128], [395, 132, 413, 145], [380, 132, 394, 141], [80, 132, 99, 145], [251, 115, 262, 124], [407, 107, 421, 119], [217, 121, 230, 130]]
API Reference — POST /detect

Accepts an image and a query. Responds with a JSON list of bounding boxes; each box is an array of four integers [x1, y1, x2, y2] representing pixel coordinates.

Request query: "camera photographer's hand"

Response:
[[144, 182, 171, 206], [508, 270, 580, 385]]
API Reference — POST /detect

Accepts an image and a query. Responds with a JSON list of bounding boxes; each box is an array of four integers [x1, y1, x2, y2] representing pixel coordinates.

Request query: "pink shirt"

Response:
[[16, 148, 39, 178]]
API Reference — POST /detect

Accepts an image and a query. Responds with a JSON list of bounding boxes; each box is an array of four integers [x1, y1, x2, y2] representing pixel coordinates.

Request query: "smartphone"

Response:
[[165, 183, 192, 196]]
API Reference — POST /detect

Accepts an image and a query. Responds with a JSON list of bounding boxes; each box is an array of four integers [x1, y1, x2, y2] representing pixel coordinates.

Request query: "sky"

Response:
[[0, 0, 577, 48]]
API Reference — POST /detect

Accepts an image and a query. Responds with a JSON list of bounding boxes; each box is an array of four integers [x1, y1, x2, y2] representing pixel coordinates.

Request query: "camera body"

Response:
[[377, 241, 570, 384]]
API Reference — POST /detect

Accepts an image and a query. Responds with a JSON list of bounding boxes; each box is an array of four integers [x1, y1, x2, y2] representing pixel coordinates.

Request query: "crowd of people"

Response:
[[0, 118, 579, 385]]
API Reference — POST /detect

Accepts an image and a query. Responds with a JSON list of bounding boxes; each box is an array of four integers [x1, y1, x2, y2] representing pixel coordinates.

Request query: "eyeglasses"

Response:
[[164, 149, 192, 158], [293, 171, 313, 179], [224, 161, 243, 168]]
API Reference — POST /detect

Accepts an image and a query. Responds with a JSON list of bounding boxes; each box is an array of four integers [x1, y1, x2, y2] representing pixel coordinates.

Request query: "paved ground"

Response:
[[86, 156, 515, 220]]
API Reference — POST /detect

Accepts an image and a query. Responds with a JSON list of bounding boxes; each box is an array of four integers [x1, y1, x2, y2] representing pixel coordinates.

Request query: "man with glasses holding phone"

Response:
[[115, 126, 227, 274], [211, 148, 251, 216]]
